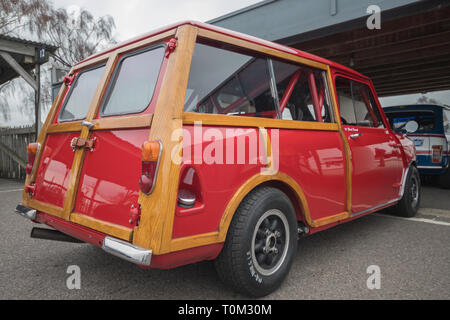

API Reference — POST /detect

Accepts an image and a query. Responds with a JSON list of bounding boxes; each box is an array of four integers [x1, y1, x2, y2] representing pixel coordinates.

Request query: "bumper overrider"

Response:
[[15, 205, 152, 266]]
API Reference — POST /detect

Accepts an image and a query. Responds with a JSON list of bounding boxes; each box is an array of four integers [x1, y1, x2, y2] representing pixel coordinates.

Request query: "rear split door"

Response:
[[27, 43, 168, 241]]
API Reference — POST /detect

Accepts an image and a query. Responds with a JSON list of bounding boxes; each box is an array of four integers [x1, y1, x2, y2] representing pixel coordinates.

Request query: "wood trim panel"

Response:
[[92, 114, 153, 131], [47, 122, 82, 134], [115, 30, 176, 55], [23, 198, 65, 219], [170, 232, 220, 252], [197, 28, 329, 71], [183, 113, 339, 131], [133, 25, 199, 254], [311, 211, 350, 228], [70, 213, 133, 241], [327, 66, 353, 212], [72, 55, 110, 74]]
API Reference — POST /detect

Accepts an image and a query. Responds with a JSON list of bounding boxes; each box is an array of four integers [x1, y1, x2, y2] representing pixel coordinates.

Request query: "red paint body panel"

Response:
[[343, 125, 404, 212], [75, 129, 149, 227], [172, 125, 347, 238], [147, 243, 223, 269], [33, 133, 79, 207], [173, 125, 264, 238]]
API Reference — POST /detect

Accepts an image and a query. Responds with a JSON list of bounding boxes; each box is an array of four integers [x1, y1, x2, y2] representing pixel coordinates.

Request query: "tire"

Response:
[[215, 187, 298, 297], [394, 166, 421, 217], [437, 167, 450, 189]]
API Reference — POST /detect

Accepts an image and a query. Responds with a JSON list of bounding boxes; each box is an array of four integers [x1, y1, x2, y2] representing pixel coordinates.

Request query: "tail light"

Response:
[[26, 143, 41, 175], [139, 140, 162, 194], [432, 145, 443, 163]]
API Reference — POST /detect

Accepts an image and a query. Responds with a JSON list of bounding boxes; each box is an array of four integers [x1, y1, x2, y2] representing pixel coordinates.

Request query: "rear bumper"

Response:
[[15, 206, 152, 266], [15, 205, 37, 220], [14, 205, 222, 269], [102, 236, 152, 266]]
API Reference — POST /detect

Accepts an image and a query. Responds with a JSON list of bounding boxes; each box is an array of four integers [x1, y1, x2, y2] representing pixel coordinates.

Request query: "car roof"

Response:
[[77, 20, 368, 80], [384, 104, 446, 112]]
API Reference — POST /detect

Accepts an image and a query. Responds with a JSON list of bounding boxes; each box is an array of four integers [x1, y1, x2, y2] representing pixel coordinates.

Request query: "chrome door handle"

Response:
[[349, 133, 363, 139]]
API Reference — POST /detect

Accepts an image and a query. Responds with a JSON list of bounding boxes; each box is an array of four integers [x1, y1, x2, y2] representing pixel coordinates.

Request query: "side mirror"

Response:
[[405, 120, 419, 133]]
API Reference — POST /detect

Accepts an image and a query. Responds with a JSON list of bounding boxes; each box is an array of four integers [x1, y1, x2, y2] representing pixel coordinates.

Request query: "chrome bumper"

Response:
[[102, 236, 152, 266], [15, 205, 37, 220]]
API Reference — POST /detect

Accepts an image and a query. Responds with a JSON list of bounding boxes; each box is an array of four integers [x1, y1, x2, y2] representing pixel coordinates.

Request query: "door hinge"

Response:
[[165, 38, 177, 57], [63, 74, 75, 86], [129, 204, 141, 226]]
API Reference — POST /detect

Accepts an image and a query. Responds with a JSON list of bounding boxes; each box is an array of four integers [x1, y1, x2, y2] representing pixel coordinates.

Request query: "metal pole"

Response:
[[34, 63, 40, 139]]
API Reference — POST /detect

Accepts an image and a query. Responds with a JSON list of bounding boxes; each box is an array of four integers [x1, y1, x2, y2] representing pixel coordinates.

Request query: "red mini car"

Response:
[[16, 21, 420, 297]]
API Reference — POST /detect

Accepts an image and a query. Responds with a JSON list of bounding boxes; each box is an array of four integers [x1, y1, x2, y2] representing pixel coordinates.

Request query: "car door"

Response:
[[334, 76, 404, 213]]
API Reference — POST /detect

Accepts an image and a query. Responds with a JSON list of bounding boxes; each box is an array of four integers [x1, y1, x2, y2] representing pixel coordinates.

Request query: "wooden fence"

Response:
[[0, 126, 36, 180]]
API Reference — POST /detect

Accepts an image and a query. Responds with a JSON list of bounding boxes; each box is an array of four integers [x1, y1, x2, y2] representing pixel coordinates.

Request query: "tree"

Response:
[[416, 95, 440, 105], [0, 0, 116, 126]]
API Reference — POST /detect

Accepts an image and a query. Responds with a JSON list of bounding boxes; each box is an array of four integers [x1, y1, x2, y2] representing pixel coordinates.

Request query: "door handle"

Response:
[[349, 133, 363, 139], [70, 137, 96, 152], [389, 143, 402, 148]]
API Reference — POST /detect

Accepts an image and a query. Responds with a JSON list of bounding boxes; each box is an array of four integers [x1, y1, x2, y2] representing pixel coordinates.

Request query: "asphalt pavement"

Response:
[[0, 178, 449, 300]]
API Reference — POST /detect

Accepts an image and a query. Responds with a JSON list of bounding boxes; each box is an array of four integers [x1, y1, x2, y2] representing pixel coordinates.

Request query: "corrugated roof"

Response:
[[0, 34, 57, 52]]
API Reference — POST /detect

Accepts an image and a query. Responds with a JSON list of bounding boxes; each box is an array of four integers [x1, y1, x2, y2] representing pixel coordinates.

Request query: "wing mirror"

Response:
[[404, 120, 419, 133]]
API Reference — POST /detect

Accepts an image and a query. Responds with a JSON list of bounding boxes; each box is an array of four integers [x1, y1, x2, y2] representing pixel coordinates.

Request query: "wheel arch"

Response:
[[217, 172, 312, 242]]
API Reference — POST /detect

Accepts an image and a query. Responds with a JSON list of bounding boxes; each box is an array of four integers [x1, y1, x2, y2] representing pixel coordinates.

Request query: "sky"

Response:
[[53, 0, 261, 42], [1, 0, 449, 127]]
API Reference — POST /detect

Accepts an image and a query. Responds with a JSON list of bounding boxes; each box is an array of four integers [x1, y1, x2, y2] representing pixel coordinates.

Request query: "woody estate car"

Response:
[[15, 21, 420, 297]]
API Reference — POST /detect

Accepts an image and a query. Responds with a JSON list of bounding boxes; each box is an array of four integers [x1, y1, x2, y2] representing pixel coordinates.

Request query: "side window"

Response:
[[59, 65, 105, 122], [351, 82, 385, 128], [336, 77, 385, 128], [101, 46, 165, 116], [185, 43, 276, 117], [272, 60, 333, 123], [184, 42, 334, 123], [335, 77, 357, 125]]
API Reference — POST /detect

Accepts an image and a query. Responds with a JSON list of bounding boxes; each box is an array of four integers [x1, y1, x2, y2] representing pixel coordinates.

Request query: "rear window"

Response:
[[101, 45, 165, 116], [385, 111, 437, 133], [59, 65, 105, 122]]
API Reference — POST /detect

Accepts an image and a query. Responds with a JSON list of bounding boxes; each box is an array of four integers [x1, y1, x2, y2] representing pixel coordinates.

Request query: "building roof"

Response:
[[0, 34, 57, 51], [0, 34, 58, 85], [78, 20, 368, 80]]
